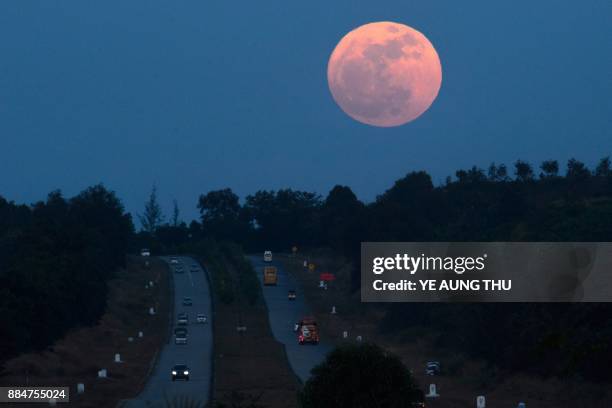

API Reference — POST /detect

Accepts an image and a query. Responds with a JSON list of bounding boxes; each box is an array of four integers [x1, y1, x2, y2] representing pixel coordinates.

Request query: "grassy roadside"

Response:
[[195, 243, 299, 408], [279, 250, 612, 408], [0, 256, 170, 408]]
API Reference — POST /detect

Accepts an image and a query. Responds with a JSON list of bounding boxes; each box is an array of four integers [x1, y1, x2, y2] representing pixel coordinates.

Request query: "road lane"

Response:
[[125, 256, 213, 407], [250, 255, 333, 383]]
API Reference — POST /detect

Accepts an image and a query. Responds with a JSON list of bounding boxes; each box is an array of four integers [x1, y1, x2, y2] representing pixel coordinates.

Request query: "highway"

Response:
[[124, 256, 213, 408], [250, 255, 333, 383]]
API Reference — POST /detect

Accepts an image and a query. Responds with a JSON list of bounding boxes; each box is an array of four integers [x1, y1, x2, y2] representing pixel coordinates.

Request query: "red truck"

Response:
[[296, 316, 319, 345]]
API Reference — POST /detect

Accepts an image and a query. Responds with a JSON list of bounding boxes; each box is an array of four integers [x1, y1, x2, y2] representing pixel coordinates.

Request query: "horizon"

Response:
[[1, 1, 610, 223]]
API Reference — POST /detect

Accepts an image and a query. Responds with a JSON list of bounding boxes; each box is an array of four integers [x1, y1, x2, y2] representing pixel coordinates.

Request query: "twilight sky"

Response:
[[1, 1, 610, 222]]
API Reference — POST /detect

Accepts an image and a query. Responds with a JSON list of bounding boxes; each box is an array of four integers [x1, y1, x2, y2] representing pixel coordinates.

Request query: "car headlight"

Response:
[[172, 371, 177, 375], [184, 370, 189, 375]]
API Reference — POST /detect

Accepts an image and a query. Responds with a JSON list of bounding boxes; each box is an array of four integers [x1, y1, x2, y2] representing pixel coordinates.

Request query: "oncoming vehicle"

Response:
[[182, 296, 193, 306], [426, 361, 440, 376], [196, 313, 208, 323], [140, 248, 151, 257], [297, 316, 319, 345], [288, 290, 296, 300], [263, 250, 272, 262], [190, 263, 199, 272], [171, 364, 190, 381], [170, 257, 179, 265]]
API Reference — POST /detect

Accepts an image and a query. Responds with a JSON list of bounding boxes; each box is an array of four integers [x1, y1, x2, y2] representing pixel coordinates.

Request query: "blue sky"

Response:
[[1, 1, 610, 222]]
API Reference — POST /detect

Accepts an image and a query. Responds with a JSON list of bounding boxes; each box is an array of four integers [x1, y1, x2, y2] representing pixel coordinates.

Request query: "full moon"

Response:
[[327, 21, 442, 127]]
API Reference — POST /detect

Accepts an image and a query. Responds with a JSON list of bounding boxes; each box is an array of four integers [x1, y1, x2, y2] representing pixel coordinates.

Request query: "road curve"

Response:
[[250, 255, 333, 383], [124, 256, 213, 407]]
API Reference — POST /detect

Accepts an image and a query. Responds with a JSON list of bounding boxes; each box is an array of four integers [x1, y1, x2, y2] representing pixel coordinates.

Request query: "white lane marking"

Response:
[[188, 268, 194, 287]]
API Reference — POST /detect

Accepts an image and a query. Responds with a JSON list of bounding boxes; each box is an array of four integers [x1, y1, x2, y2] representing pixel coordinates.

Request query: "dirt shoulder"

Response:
[[279, 251, 612, 408], [0, 256, 171, 408], [199, 250, 299, 408]]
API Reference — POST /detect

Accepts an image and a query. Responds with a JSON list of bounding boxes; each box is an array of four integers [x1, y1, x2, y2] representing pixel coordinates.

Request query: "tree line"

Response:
[[145, 156, 612, 381], [0, 185, 133, 365]]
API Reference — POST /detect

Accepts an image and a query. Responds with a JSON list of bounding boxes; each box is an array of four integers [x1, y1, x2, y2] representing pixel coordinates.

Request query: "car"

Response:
[[196, 313, 208, 323], [174, 265, 184, 273], [263, 250, 272, 262], [182, 297, 193, 306], [425, 361, 440, 376], [140, 248, 151, 257], [174, 328, 188, 345], [174, 327, 188, 336], [288, 290, 296, 300], [190, 264, 199, 271], [170, 257, 179, 265], [177, 312, 188, 325], [171, 364, 190, 381]]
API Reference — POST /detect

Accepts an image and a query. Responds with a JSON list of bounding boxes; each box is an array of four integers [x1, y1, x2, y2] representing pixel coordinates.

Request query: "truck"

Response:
[[263, 266, 278, 285], [297, 316, 319, 345]]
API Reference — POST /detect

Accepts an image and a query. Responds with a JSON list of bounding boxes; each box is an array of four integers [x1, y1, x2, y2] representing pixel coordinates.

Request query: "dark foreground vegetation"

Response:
[[144, 157, 612, 382], [0, 185, 133, 365], [299, 343, 422, 408]]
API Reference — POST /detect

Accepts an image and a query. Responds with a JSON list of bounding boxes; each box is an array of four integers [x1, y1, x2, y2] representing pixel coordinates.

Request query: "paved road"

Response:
[[125, 256, 213, 407], [250, 256, 333, 383]]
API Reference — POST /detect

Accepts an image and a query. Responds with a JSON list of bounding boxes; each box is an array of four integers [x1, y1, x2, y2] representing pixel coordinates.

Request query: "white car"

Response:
[[426, 361, 440, 375], [264, 250, 273, 262], [196, 313, 207, 323], [140, 248, 151, 257], [170, 257, 179, 265], [177, 313, 188, 325]]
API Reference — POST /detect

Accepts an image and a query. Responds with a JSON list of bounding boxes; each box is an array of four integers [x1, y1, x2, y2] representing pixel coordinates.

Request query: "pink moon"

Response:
[[327, 21, 442, 127]]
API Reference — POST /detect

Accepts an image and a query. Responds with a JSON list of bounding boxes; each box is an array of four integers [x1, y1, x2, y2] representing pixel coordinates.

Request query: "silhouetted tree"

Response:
[[540, 160, 559, 178], [172, 199, 180, 227], [566, 158, 590, 181], [299, 343, 422, 408], [514, 160, 534, 182], [595, 157, 611, 177], [488, 162, 508, 181], [139, 185, 164, 234], [198, 188, 245, 240], [0, 185, 132, 362]]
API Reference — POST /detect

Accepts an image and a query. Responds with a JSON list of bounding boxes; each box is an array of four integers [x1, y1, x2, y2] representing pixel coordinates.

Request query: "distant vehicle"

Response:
[[177, 313, 188, 325], [196, 313, 208, 323], [190, 264, 199, 272], [174, 327, 188, 336], [140, 248, 151, 257], [426, 361, 440, 376], [174, 265, 183, 273], [263, 250, 273, 262], [288, 290, 296, 300], [171, 364, 189, 381], [182, 297, 193, 306], [263, 266, 278, 286], [170, 257, 179, 265], [174, 328, 188, 345], [297, 317, 319, 345]]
